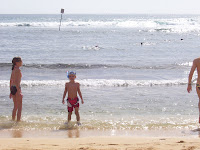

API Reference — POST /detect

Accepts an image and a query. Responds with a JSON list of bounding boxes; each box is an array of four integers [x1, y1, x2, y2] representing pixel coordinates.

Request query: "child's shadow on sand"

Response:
[[11, 130, 23, 138], [0, 121, 23, 138], [59, 122, 80, 138]]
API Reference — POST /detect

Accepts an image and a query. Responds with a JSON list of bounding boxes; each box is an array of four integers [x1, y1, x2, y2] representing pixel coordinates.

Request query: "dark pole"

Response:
[[59, 13, 63, 31], [59, 8, 64, 31]]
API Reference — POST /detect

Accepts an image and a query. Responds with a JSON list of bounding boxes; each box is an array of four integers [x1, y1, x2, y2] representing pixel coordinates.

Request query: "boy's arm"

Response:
[[77, 83, 84, 104], [62, 83, 68, 104], [187, 60, 197, 93]]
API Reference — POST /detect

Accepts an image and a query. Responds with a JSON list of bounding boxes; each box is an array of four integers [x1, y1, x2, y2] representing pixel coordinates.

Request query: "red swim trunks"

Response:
[[67, 97, 79, 112]]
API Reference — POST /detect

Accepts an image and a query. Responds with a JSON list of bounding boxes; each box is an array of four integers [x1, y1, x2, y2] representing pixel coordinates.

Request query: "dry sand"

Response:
[[0, 137, 200, 150]]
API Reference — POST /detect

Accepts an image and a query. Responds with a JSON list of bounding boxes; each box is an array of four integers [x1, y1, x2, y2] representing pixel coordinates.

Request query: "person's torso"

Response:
[[67, 82, 78, 99], [10, 68, 22, 86]]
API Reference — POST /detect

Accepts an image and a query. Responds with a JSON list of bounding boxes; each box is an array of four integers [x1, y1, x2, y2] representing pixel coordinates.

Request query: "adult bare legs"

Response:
[[196, 86, 200, 123]]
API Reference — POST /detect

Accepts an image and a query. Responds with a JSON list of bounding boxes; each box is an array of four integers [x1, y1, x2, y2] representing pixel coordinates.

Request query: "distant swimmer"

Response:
[[82, 45, 100, 50], [93, 45, 100, 50], [187, 57, 200, 123], [181, 39, 184, 41], [141, 42, 143, 46]]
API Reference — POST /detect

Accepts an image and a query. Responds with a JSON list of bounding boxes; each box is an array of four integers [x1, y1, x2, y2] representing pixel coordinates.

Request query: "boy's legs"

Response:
[[68, 112, 72, 122], [75, 107, 80, 122], [67, 104, 73, 122]]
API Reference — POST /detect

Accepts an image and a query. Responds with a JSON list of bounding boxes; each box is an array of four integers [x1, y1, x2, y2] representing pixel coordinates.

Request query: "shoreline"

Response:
[[0, 128, 200, 139], [1, 137, 200, 150]]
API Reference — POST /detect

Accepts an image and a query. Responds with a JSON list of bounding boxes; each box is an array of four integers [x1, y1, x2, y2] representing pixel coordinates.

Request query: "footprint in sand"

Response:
[[159, 139, 166, 140], [108, 144, 118, 145]]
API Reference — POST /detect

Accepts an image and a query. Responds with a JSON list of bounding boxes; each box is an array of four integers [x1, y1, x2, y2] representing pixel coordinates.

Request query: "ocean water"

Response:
[[0, 14, 200, 135]]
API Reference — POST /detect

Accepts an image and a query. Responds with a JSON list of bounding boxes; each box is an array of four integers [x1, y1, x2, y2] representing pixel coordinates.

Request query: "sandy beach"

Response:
[[0, 137, 200, 150]]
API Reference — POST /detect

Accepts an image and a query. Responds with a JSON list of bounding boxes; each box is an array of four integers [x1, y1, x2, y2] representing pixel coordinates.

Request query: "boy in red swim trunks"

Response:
[[62, 71, 84, 125]]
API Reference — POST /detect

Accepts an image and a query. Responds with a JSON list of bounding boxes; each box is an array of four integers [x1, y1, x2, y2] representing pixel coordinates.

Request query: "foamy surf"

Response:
[[0, 115, 198, 131], [1, 17, 200, 33], [0, 78, 188, 87], [178, 62, 193, 67]]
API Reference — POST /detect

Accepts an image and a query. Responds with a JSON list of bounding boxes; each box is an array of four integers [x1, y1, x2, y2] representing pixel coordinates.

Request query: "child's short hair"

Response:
[[67, 71, 76, 78]]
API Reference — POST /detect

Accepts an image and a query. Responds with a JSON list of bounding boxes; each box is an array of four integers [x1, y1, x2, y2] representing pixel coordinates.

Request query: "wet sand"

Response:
[[0, 137, 200, 150], [1, 128, 200, 150]]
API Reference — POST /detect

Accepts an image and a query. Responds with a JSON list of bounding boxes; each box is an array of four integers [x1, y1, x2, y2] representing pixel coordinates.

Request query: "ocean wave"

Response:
[[0, 63, 191, 70], [1, 17, 200, 33], [0, 78, 188, 87], [0, 63, 112, 69]]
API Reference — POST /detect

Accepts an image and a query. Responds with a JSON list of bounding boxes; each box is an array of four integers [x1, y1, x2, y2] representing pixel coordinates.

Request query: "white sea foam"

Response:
[[0, 78, 188, 87], [0, 115, 197, 130], [178, 62, 193, 67], [1, 17, 200, 33]]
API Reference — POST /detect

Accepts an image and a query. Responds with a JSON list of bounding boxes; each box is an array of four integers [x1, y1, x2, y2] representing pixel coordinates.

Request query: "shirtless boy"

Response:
[[62, 71, 84, 125], [187, 58, 200, 123]]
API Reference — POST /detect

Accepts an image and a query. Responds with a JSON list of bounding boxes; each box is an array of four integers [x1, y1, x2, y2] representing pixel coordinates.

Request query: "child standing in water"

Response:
[[10, 57, 23, 122], [62, 71, 84, 125]]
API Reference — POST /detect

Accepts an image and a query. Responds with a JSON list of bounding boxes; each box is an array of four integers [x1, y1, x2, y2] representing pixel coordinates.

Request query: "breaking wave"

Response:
[[0, 78, 188, 87], [0, 62, 192, 70], [1, 17, 200, 33], [178, 62, 193, 67]]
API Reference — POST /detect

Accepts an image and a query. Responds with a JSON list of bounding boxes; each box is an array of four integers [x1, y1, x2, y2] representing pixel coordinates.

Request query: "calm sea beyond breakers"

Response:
[[0, 14, 200, 137]]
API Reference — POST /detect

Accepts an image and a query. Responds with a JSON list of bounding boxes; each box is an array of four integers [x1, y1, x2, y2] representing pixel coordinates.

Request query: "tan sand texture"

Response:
[[0, 137, 200, 150]]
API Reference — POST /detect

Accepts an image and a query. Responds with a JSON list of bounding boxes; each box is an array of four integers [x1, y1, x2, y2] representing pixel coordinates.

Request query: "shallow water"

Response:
[[0, 85, 199, 131]]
